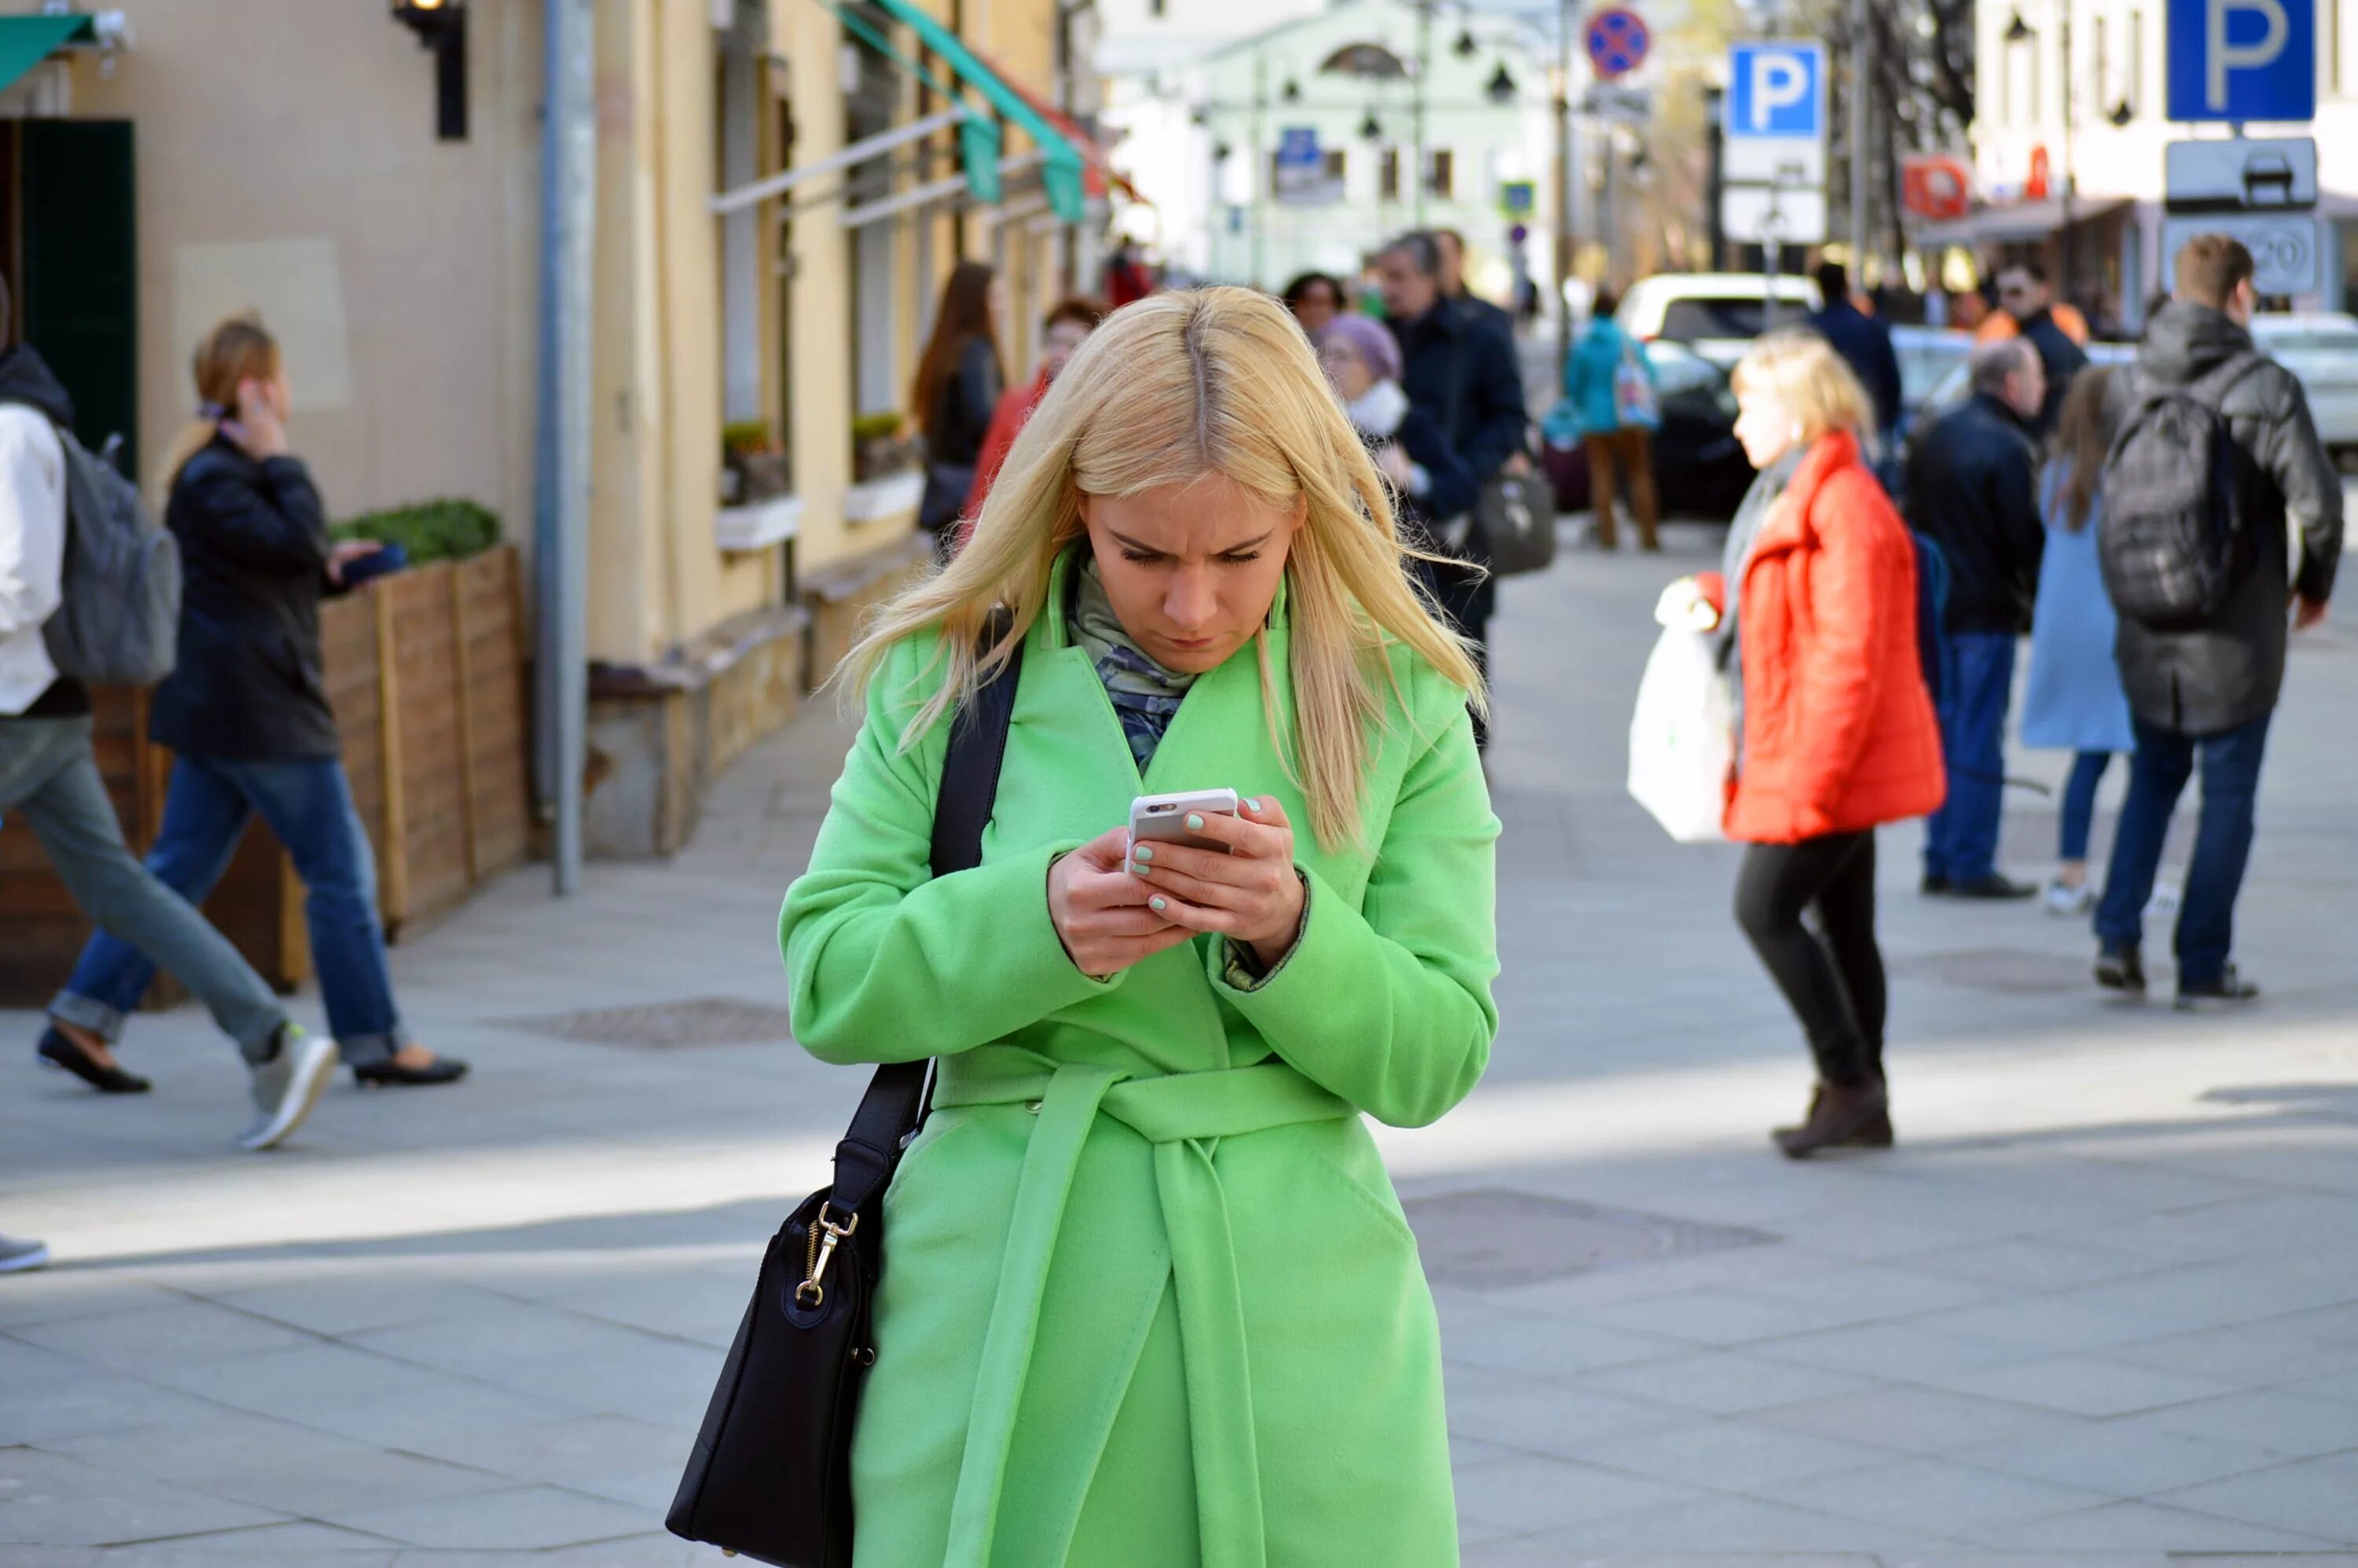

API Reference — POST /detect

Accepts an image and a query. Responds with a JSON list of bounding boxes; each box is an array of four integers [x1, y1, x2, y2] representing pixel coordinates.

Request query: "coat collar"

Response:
[[1747, 429, 1860, 560]]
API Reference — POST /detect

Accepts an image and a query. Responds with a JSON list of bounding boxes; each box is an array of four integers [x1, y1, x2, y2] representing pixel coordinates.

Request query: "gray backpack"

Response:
[[39, 426, 182, 686]]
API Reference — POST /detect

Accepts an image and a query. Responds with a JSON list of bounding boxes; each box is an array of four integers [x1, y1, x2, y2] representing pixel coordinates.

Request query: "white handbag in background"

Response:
[[1628, 582, 1734, 843]]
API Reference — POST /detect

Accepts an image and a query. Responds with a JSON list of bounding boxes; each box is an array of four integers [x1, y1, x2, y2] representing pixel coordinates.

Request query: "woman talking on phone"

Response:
[[780, 287, 1499, 1565], [49, 314, 466, 1092]]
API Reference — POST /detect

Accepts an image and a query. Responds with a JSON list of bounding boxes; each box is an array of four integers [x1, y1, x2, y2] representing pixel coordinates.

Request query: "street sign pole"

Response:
[[1847, 0, 1869, 270], [1556, 0, 1575, 392]]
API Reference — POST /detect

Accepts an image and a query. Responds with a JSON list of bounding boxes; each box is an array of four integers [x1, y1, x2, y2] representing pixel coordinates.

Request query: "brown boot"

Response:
[[1774, 1078, 1891, 1159]]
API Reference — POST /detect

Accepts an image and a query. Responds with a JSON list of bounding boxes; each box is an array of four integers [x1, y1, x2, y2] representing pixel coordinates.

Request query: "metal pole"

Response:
[[1251, 51, 1267, 287], [1555, 0, 1574, 391], [2060, 0, 2077, 309], [1848, 0, 1871, 274], [535, 0, 593, 895], [1413, 1, 1431, 229]]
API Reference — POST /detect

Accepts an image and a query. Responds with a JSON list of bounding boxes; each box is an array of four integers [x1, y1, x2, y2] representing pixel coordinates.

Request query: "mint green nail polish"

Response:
[[1132, 865, 1151, 876], [1149, 896, 1167, 913], [1185, 813, 1204, 831], [1133, 844, 1153, 861]]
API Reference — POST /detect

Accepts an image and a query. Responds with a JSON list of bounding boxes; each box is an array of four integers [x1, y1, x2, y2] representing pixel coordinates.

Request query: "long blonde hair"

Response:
[[156, 313, 281, 505], [839, 285, 1486, 851], [1732, 326, 1875, 446]]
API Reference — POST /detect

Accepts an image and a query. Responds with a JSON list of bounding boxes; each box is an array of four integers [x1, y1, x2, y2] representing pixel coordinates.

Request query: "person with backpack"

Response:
[[2022, 365, 2136, 917], [0, 294, 334, 1150], [1563, 288, 1662, 552], [2090, 235, 2342, 1007], [1680, 329, 1945, 1156], [49, 314, 468, 1089], [1906, 338, 2050, 900]]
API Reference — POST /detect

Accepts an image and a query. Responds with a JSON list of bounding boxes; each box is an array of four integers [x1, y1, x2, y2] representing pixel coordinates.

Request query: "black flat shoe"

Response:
[[353, 1056, 469, 1088], [37, 1026, 152, 1094]]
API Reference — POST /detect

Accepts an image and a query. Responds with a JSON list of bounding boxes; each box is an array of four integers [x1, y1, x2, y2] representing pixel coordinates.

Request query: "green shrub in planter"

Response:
[[335, 498, 501, 564]]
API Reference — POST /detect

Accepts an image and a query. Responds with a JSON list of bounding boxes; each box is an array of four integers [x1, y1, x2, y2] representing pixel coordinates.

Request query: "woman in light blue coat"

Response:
[[2021, 365, 2136, 916], [1562, 289, 1661, 550]]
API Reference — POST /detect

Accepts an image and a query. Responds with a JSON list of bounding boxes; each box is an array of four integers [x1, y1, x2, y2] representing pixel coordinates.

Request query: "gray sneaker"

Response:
[[0, 1234, 51, 1273], [238, 1028, 337, 1151]]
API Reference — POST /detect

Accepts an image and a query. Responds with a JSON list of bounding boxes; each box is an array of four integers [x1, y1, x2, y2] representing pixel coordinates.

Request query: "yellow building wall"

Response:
[[68, 2, 541, 538]]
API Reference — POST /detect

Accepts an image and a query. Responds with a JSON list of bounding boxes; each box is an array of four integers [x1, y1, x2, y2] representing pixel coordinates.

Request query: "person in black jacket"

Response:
[[54, 314, 467, 1089], [913, 261, 1006, 542], [2091, 235, 2342, 1007], [1995, 262, 2088, 437], [1807, 261, 1904, 445], [1379, 230, 1529, 747], [1907, 338, 2048, 900], [0, 302, 331, 1151]]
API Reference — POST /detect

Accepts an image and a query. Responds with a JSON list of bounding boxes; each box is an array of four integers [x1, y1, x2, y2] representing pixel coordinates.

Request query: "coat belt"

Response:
[[927, 1049, 1354, 1568]]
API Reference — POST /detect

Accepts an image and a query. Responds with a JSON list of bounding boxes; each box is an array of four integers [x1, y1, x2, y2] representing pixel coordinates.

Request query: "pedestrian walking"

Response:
[[1564, 288, 1662, 551], [913, 260, 1005, 542], [1317, 310, 1475, 564], [1380, 230, 1530, 747], [1806, 261, 1904, 446], [1992, 263, 2088, 435], [780, 286, 1498, 1566], [2090, 235, 2342, 1006], [1908, 339, 2049, 899], [1687, 329, 1944, 1156], [1, 299, 336, 1149], [1104, 238, 1153, 311], [2021, 365, 2136, 916], [1280, 270, 1345, 336], [960, 294, 1103, 531], [52, 314, 467, 1091]]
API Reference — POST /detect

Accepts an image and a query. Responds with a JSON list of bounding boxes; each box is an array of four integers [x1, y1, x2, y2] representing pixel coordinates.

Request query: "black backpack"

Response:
[[2097, 353, 2264, 631]]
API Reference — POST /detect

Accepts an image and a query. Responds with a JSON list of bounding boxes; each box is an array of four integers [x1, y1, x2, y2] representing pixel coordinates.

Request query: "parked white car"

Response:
[[1616, 273, 1822, 370], [2248, 313, 2358, 465]]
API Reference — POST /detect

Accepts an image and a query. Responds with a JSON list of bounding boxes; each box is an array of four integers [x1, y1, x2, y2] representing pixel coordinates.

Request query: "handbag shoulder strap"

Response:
[[830, 610, 1023, 1212]]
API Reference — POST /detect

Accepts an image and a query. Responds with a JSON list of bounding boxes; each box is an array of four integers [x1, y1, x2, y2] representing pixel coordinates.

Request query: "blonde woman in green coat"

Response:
[[780, 285, 1501, 1568]]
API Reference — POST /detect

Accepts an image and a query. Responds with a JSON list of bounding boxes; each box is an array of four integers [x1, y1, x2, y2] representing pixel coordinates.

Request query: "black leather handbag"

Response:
[[667, 633, 1023, 1567]]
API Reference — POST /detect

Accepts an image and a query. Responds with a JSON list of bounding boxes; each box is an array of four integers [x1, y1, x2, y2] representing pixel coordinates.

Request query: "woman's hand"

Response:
[[327, 540, 384, 586], [220, 378, 291, 461], [1374, 441, 1415, 490], [1048, 827, 1192, 979], [1128, 795, 1306, 971], [1655, 575, 1720, 631]]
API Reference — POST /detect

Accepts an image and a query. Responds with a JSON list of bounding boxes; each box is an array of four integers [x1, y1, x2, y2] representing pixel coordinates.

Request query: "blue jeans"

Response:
[[1923, 631, 2016, 883], [2059, 750, 2114, 863], [2095, 711, 2272, 989], [56, 755, 410, 1063]]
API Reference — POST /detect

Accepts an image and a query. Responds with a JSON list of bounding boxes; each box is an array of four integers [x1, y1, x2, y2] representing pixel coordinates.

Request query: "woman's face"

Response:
[[986, 277, 1009, 321], [1294, 283, 1339, 333], [1317, 337, 1376, 402], [1733, 380, 1798, 470], [1077, 473, 1302, 675]]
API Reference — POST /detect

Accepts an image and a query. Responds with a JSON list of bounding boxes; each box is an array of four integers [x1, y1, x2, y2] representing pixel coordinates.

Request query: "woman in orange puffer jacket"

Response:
[[1691, 329, 1945, 1158]]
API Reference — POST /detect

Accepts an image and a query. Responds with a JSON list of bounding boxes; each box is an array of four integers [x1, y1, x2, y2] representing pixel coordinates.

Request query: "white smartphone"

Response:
[[1129, 788, 1240, 854]]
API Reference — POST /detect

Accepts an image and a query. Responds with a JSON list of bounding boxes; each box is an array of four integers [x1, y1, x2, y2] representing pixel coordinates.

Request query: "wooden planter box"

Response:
[[0, 546, 531, 1004]]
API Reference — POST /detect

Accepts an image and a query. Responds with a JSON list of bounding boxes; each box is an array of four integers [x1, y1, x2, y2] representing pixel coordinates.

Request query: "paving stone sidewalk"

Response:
[[4, 520, 2357, 1565]]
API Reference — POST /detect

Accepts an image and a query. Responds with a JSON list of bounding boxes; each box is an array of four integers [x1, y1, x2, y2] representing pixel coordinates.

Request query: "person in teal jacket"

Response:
[[780, 286, 1500, 1567], [1563, 288, 1662, 550]]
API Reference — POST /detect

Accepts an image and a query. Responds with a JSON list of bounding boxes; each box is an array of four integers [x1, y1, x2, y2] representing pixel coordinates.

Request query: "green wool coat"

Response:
[[780, 549, 1502, 1568]]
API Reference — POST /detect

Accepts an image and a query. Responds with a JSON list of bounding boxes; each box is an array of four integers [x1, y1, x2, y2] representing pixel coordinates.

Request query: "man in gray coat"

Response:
[[2092, 235, 2342, 1007]]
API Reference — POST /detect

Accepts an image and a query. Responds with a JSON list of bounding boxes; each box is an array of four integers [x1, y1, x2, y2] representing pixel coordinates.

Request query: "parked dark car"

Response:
[[1541, 340, 1757, 522]]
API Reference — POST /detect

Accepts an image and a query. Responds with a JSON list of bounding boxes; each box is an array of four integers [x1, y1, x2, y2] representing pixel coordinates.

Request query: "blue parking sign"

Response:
[[2167, 0, 2314, 123], [1726, 42, 1824, 138]]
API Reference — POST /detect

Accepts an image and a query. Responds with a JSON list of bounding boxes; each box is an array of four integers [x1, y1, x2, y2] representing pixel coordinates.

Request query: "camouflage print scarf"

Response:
[[1070, 556, 1197, 772]]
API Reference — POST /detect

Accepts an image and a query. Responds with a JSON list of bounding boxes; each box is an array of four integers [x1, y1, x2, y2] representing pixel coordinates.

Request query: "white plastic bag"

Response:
[[1628, 622, 1734, 843]]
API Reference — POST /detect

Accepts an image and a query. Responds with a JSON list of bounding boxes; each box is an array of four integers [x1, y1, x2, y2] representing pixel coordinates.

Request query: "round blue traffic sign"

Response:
[[1585, 8, 1650, 81]]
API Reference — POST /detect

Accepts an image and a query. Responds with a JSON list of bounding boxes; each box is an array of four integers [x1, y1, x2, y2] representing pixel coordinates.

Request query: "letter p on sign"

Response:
[[1750, 54, 1809, 130], [2209, 0, 2288, 108]]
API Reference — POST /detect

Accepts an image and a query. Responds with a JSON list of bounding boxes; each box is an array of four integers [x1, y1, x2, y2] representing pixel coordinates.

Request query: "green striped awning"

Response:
[[863, 0, 1086, 222], [0, 14, 93, 96]]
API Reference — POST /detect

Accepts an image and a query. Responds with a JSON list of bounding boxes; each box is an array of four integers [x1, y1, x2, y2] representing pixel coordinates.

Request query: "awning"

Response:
[[970, 49, 1150, 208], [864, 0, 1086, 222], [0, 13, 93, 94], [1912, 196, 2134, 248]]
